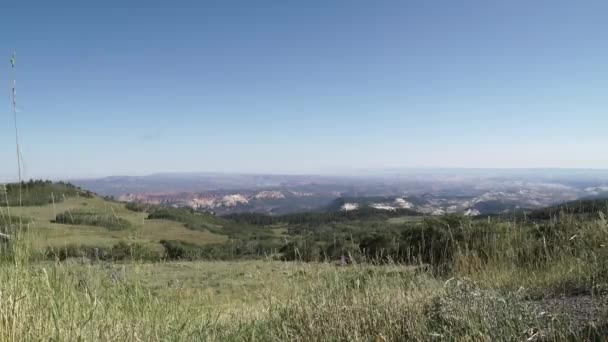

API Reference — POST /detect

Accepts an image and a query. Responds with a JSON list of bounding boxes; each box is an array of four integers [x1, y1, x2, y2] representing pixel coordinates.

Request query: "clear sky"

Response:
[[0, 1, 607, 180]]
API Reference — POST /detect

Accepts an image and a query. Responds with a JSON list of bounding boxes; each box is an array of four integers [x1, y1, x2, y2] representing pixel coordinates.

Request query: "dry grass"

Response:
[[1, 253, 601, 341]]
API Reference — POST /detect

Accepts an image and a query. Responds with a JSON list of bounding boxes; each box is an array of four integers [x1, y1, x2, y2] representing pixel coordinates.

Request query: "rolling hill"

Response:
[[1, 182, 227, 254]]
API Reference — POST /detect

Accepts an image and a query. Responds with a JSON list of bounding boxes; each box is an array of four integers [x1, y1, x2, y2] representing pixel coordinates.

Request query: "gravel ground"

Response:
[[529, 295, 608, 340]]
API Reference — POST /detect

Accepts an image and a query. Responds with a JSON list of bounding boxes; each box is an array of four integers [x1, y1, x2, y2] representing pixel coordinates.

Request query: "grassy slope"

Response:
[[8, 196, 226, 250], [2, 257, 605, 341], [1, 193, 607, 340]]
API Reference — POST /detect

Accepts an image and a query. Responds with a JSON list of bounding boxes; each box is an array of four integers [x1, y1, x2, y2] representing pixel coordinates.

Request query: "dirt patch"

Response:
[[529, 295, 608, 339]]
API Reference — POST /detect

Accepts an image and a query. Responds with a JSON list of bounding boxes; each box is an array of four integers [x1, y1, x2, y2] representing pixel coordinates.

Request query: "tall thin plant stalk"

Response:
[[10, 52, 22, 187]]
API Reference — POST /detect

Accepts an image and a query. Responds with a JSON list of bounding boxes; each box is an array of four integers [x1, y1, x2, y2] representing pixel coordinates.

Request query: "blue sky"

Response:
[[1, 1, 607, 180]]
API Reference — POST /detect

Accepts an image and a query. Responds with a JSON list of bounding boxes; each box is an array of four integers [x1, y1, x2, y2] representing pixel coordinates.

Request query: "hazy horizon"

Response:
[[1, 1, 607, 180], [3, 167, 608, 184]]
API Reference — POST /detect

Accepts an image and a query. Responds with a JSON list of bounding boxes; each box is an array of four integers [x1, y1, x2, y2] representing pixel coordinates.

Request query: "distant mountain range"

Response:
[[71, 169, 608, 216]]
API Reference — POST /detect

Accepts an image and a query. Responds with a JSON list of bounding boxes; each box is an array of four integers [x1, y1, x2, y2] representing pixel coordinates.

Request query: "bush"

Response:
[[147, 207, 224, 231], [44, 242, 161, 261], [125, 202, 154, 212], [160, 240, 204, 260], [279, 240, 323, 261], [54, 210, 132, 230], [160, 239, 281, 260]]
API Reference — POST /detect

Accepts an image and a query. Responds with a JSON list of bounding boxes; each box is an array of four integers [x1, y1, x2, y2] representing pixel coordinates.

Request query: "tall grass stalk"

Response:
[[10, 52, 23, 188], [3, 51, 23, 240]]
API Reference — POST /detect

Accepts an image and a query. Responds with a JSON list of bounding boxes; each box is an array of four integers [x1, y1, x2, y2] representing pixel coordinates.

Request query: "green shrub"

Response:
[[159, 240, 204, 260], [160, 239, 281, 260], [147, 207, 224, 231], [44, 241, 161, 261], [54, 210, 132, 230], [125, 202, 154, 212]]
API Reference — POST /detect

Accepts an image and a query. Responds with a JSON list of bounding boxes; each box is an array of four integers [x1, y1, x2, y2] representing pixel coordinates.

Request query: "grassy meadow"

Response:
[[7, 195, 227, 251], [0, 182, 607, 341]]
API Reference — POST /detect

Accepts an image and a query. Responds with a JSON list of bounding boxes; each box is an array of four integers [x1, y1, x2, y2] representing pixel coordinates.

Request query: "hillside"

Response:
[[2, 181, 608, 339], [4, 181, 608, 263], [3, 185, 227, 255], [527, 198, 608, 220], [2, 180, 94, 206]]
